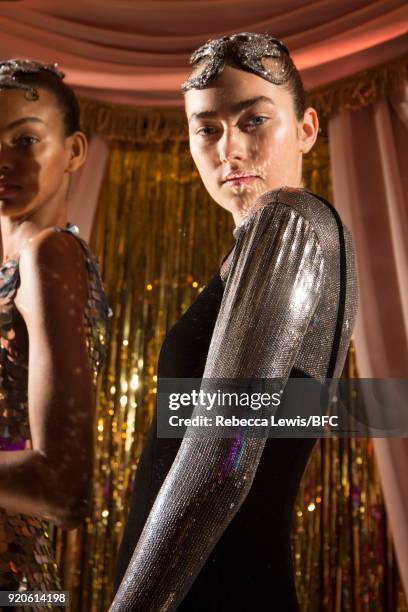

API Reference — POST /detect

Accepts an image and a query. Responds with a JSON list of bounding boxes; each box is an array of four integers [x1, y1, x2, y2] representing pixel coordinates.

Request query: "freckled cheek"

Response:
[[247, 139, 276, 178]]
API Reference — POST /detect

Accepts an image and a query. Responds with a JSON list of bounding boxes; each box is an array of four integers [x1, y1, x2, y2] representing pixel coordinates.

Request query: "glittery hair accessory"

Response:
[[181, 32, 291, 92], [0, 59, 65, 100]]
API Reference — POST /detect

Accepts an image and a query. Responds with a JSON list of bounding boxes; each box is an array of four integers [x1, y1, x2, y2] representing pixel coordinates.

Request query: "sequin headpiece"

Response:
[[0, 59, 65, 100], [181, 32, 291, 92]]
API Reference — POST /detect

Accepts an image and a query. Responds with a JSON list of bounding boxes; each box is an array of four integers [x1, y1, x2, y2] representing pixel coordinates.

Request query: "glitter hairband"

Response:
[[181, 32, 291, 92], [0, 59, 65, 100]]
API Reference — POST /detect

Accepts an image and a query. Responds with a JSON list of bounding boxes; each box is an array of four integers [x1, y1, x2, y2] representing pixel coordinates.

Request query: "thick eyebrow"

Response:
[[5, 117, 45, 130], [188, 96, 274, 122]]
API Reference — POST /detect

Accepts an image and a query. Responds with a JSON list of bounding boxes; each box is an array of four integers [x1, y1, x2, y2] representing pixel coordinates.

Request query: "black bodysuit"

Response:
[[111, 187, 359, 611]]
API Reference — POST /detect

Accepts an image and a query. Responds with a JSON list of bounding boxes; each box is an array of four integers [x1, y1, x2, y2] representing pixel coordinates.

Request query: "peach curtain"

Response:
[[0, 0, 406, 105], [328, 81, 408, 597], [67, 134, 110, 242]]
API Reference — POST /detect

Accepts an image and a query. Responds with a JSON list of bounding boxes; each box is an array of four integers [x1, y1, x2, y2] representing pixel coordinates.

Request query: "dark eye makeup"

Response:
[[12, 135, 40, 147], [195, 113, 270, 138]]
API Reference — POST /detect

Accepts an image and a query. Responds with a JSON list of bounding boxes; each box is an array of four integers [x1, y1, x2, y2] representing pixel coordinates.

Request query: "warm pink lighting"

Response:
[[0, 1, 405, 105]]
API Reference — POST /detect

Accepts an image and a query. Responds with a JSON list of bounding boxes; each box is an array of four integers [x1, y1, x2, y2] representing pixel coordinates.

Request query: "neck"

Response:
[[0, 203, 68, 262]]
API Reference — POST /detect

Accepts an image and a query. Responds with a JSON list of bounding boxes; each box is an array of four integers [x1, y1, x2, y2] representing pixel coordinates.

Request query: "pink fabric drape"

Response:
[[0, 0, 406, 105], [328, 82, 408, 597], [67, 134, 110, 242]]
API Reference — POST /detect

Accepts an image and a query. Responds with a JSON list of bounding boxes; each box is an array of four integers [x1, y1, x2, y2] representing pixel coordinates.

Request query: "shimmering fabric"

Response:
[[0, 59, 65, 101], [181, 32, 291, 92], [0, 223, 110, 607], [111, 187, 359, 611]]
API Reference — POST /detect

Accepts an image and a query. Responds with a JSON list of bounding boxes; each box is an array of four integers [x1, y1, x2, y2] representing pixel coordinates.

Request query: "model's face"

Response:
[[185, 65, 318, 224], [0, 87, 84, 221]]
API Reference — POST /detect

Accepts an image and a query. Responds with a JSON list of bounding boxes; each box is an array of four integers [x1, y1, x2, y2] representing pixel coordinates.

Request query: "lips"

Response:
[[0, 185, 22, 197], [221, 171, 260, 187], [222, 172, 259, 187], [223, 171, 256, 181]]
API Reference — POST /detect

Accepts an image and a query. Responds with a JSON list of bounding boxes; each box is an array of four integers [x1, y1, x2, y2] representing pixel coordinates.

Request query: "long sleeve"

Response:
[[110, 200, 325, 611]]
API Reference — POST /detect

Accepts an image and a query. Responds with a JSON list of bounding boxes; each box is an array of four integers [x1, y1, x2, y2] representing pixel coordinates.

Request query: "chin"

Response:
[[228, 192, 259, 209], [0, 200, 19, 214], [0, 198, 34, 219]]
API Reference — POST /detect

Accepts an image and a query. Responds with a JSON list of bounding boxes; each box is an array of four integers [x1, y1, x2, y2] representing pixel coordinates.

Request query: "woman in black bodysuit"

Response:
[[111, 34, 358, 612]]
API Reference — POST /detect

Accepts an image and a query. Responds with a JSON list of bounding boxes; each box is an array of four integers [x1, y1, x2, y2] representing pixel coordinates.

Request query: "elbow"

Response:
[[46, 476, 93, 531], [31, 450, 93, 529], [53, 514, 79, 531], [50, 494, 91, 530]]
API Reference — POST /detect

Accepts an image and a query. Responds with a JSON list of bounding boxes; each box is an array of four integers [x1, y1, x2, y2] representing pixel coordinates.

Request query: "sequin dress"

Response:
[[0, 223, 110, 607], [112, 187, 359, 612]]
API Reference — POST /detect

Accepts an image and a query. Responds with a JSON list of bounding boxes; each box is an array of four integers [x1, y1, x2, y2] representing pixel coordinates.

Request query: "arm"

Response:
[[111, 201, 325, 611], [0, 228, 95, 529]]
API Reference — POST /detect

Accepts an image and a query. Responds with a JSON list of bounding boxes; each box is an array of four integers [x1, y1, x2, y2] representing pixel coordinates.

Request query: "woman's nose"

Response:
[[0, 143, 13, 173], [218, 128, 245, 163], [0, 162, 12, 179]]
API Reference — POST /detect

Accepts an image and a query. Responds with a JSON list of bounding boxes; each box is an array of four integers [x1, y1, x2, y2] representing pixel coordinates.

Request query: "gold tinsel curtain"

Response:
[[51, 54, 408, 612]]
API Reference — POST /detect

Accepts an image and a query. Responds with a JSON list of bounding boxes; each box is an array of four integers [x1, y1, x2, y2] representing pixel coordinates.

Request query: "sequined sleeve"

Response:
[[110, 201, 325, 611]]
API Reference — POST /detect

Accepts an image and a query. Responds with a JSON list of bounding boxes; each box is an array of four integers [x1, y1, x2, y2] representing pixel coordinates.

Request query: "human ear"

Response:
[[66, 131, 88, 173], [299, 107, 319, 154]]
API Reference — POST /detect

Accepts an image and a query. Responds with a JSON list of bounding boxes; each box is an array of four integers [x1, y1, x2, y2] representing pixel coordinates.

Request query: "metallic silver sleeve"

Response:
[[110, 200, 325, 612]]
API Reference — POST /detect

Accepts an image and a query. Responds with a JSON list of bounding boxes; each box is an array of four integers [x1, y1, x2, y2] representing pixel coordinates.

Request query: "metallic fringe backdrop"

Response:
[[48, 54, 408, 611]]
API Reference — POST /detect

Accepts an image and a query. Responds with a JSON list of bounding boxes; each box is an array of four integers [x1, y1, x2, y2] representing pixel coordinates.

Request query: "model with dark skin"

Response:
[[0, 85, 94, 530]]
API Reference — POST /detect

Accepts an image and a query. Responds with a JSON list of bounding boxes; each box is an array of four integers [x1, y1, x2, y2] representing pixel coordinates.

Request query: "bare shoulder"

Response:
[[17, 227, 88, 315], [19, 227, 85, 269]]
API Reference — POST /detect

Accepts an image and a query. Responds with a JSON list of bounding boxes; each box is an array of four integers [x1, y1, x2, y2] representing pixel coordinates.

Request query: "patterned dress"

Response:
[[0, 223, 110, 609]]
